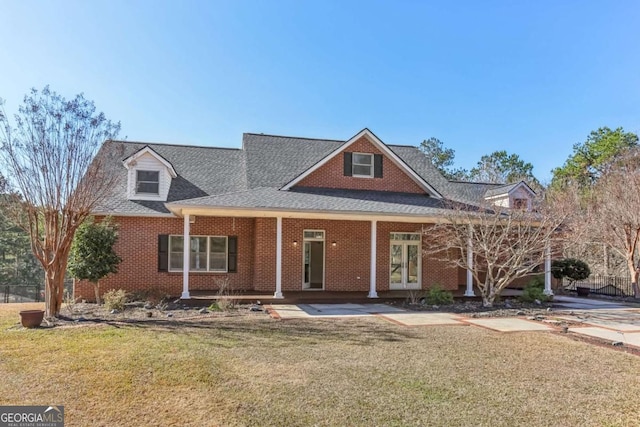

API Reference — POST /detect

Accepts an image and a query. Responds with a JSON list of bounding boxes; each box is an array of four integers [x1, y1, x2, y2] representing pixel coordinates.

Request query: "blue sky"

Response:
[[1, 0, 639, 182]]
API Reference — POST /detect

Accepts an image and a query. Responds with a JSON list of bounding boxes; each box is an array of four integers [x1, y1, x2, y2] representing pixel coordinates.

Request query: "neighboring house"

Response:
[[74, 128, 538, 301]]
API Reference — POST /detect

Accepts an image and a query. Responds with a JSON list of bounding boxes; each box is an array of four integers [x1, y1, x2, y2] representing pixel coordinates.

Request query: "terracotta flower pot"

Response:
[[19, 310, 45, 328]]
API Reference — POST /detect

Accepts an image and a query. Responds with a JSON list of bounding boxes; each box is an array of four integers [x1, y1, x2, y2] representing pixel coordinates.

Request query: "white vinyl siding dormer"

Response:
[[123, 147, 177, 201], [484, 182, 535, 211], [508, 187, 532, 210]]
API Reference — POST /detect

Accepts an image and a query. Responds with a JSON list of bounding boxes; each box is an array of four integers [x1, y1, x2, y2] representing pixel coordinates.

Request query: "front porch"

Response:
[[172, 212, 553, 302], [181, 288, 484, 306]]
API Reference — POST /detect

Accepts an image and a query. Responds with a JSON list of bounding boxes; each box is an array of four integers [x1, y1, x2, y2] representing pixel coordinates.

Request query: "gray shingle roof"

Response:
[[243, 133, 340, 189], [95, 140, 246, 215], [174, 187, 453, 217], [483, 182, 521, 198], [93, 132, 514, 217]]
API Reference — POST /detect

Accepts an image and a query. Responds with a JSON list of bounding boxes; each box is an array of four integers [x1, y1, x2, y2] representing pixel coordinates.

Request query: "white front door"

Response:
[[390, 233, 421, 290]]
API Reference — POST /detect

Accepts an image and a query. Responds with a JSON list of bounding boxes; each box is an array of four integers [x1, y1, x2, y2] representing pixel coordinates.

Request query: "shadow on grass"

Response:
[[73, 315, 419, 346]]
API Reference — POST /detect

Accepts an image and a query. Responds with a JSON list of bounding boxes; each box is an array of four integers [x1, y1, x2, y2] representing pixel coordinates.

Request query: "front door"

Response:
[[303, 230, 325, 290], [390, 233, 421, 290]]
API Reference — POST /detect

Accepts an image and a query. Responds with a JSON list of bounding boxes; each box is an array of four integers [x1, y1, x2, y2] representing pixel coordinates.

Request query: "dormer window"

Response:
[[123, 146, 177, 201], [352, 153, 373, 177], [512, 198, 529, 210], [136, 170, 160, 194]]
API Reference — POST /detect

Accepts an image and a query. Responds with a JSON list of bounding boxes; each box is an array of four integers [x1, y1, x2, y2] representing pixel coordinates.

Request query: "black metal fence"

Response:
[[563, 275, 634, 297], [2, 284, 43, 303]]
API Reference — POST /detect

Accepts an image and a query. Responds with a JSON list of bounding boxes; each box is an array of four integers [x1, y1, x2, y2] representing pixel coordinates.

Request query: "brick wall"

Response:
[[74, 216, 255, 301], [376, 222, 459, 291], [281, 219, 371, 292], [75, 216, 470, 301], [253, 218, 276, 292], [295, 136, 426, 194]]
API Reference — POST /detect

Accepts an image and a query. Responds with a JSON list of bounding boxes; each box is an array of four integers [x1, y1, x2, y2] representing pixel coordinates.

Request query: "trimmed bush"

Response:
[[103, 289, 127, 311], [520, 277, 549, 303], [425, 286, 454, 306], [551, 258, 591, 285]]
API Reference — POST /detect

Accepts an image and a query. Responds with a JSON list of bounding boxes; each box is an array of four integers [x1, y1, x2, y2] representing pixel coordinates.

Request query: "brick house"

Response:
[[74, 128, 546, 301]]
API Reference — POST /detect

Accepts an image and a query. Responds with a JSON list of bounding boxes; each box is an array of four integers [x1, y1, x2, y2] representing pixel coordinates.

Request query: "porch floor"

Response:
[[182, 288, 481, 306]]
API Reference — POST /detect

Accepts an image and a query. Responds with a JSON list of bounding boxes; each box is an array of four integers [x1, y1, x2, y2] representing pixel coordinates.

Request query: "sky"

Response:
[[1, 0, 639, 182]]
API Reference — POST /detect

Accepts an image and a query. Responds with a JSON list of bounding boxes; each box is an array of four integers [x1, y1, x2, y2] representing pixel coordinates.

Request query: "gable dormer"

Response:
[[484, 181, 535, 210], [123, 146, 177, 201], [281, 129, 442, 197]]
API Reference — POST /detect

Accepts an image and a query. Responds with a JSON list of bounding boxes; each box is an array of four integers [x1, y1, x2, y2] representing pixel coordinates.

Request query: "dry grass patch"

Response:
[[1, 303, 640, 426]]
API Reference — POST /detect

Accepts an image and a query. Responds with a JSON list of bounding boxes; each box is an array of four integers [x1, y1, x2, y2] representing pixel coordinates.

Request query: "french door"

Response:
[[390, 233, 421, 290]]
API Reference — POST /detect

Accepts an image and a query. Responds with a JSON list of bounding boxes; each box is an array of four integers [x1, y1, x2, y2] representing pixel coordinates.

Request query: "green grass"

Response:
[[1, 303, 640, 426]]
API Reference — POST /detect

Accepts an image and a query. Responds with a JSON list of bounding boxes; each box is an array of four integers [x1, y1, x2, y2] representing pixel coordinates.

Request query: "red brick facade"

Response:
[[295, 135, 426, 194], [75, 131, 544, 301], [74, 216, 463, 301]]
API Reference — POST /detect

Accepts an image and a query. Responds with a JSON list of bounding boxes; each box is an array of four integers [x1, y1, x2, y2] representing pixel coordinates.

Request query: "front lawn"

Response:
[[1, 303, 639, 426]]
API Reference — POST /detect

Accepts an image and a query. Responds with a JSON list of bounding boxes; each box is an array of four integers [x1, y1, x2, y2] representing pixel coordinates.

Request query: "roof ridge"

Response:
[[244, 132, 344, 142], [107, 139, 242, 151], [388, 143, 419, 148], [448, 180, 505, 186]]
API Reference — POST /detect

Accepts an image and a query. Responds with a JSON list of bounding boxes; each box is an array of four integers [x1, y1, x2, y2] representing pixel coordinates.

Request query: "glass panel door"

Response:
[[390, 244, 403, 286], [303, 230, 325, 290], [304, 242, 311, 287], [407, 243, 419, 285], [389, 233, 421, 290]]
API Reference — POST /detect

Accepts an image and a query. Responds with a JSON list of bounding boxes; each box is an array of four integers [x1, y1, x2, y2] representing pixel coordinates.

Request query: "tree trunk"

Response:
[[481, 284, 496, 307], [44, 263, 66, 318], [94, 281, 101, 305], [482, 295, 494, 308], [627, 257, 640, 299]]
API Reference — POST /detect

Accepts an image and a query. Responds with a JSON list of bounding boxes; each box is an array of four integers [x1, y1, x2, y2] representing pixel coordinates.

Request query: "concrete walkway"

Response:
[[269, 297, 640, 347], [269, 304, 544, 330], [463, 317, 552, 332], [552, 295, 632, 310], [547, 296, 640, 346]]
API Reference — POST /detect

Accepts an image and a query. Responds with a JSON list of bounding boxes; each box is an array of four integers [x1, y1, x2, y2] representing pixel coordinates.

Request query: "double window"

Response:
[[136, 170, 160, 194], [169, 235, 228, 272]]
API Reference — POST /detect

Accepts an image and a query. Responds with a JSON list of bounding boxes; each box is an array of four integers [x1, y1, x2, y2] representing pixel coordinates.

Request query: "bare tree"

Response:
[[0, 87, 120, 317], [586, 149, 640, 297], [424, 197, 568, 307]]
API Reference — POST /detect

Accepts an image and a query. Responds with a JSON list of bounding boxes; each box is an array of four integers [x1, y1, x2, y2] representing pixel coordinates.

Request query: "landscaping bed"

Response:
[[400, 298, 554, 318], [7, 300, 269, 329]]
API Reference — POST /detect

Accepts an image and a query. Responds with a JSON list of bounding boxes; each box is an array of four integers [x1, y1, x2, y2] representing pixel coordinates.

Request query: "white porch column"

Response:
[[368, 220, 379, 298], [465, 225, 475, 297], [274, 217, 284, 299], [181, 214, 191, 299], [544, 243, 553, 296]]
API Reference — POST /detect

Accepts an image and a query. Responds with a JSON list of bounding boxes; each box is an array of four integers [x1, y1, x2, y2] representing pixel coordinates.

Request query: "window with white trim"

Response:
[[136, 170, 160, 194], [169, 235, 228, 272], [352, 153, 373, 177]]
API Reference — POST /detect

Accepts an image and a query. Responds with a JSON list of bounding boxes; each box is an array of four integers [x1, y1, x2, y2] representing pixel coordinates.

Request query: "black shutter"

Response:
[[228, 236, 238, 273], [158, 235, 169, 272], [343, 152, 353, 176], [374, 154, 383, 178]]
